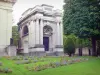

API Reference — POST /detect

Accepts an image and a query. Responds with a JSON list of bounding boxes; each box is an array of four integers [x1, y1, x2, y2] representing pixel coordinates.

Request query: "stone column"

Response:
[[60, 22, 63, 45], [28, 22, 31, 47], [28, 20, 36, 54], [35, 18, 40, 44], [34, 18, 45, 56], [55, 22, 64, 56], [56, 22, 60, 45], [33, 20, 36, 46], [49, 35, 53, 52], [40, 19, 43, 44], [29, 20, 36, 47]]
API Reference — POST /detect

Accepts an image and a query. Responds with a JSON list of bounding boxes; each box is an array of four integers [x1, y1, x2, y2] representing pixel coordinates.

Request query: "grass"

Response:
[[0, 56, 100, 75]]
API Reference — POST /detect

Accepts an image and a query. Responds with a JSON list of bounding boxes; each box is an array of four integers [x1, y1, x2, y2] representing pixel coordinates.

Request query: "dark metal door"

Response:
[[43, 37, 49, 51]]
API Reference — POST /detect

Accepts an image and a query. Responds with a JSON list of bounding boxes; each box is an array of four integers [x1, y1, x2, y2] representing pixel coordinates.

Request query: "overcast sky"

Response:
[[13, 0, 64, 25]]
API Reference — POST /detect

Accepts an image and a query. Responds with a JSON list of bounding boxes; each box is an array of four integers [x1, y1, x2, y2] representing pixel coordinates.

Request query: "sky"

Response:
[[13, 0, 64, 25]]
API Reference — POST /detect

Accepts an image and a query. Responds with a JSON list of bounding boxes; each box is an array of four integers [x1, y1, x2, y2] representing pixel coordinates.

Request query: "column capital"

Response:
[[35, 16, 44, 21], [35, 16, 41, 20]]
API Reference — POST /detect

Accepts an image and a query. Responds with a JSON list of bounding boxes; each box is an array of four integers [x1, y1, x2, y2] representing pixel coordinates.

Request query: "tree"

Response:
[[63, 0, 100, 56], [12, 26, 19, 46]]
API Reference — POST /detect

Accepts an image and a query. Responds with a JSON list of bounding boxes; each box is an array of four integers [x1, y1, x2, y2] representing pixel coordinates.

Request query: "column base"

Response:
[[54, 51, 64, 56], [28, 44, 45, 56], [29, 51, 46, 56], [55, 45, 64, 56]]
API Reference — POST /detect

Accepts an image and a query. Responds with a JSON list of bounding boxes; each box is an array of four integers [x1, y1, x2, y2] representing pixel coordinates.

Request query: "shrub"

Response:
[[64, 35, 76, 56], [34, 65, 43, 71], [49, 62, 56, 68]]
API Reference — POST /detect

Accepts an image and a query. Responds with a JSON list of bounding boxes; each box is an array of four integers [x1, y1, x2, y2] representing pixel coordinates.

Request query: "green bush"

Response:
[[64, 35, 76, 56]]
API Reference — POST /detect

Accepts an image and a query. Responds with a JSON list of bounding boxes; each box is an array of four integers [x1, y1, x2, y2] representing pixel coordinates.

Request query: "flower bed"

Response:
[[0, 68, 12, 73], [26, 58, 88, 72], [15, 60, 32, 65], [8, 56, 46, 63]]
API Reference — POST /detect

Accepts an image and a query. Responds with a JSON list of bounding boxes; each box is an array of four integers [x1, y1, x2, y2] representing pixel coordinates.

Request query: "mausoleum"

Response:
[[17, 4, 63, 56]]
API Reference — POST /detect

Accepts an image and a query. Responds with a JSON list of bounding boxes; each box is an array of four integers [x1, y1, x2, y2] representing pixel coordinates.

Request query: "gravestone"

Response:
[[7, 46, 17, 56]]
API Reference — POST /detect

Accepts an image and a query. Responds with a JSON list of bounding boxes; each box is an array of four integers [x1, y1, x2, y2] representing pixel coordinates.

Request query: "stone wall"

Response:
[[75, 47, 92, 56]]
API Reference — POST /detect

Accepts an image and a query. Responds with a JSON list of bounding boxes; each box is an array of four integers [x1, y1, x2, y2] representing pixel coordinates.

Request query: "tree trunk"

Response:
[[91, 37, 97, 56], [97, 40, 100, 56], [88, 49, 91, 56], [79, 48, 82, 56], [69, 53, 72, 57]]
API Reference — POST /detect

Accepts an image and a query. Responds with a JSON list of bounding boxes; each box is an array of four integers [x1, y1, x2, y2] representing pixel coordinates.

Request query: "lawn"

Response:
[[0, 56, 100, 75]]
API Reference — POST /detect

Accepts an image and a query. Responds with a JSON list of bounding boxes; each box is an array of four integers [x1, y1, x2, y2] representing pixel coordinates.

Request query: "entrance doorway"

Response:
[[43, 25, 53, 51], [43, 37, 49, 51]]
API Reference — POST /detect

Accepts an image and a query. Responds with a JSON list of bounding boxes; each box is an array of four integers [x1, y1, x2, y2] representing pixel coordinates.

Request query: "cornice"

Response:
[[17, 4, 62, 25]]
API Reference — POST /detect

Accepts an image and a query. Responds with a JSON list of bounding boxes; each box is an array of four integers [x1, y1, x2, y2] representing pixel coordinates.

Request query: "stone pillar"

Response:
[[40, 19, 43, 45], [56, 22, 60, 45], [28, 20, 35, 54], [30, 20, 36, 47], [49, 35, 53, 52], [55, 22, 64, 56], [23, 40, 29, 56], [52, 30, 56, 51], [60, 22, 63, 45], [35, 18, 40, 44], [33, 20, 36, 46], [28, 22, 32, 47], [33, 18, 45, 56]]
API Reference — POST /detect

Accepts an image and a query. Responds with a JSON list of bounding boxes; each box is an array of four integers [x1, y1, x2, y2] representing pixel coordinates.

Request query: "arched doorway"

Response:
[[23, 26, 29, 36], [43, 25, 53, 51]]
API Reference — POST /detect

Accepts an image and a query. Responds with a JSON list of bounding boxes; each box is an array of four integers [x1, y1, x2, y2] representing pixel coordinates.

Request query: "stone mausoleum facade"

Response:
[[17, 4, 63, 56], [0, 0, 16, 56]]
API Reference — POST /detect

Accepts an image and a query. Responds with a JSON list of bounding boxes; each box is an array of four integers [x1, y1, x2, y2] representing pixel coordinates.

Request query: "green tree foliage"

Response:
[[63, 0, 100, 56], [12, 26, 19, 46], [63, 0, 100, 37], [76, 38, 91, 48], [63, 35, 67, 47]]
